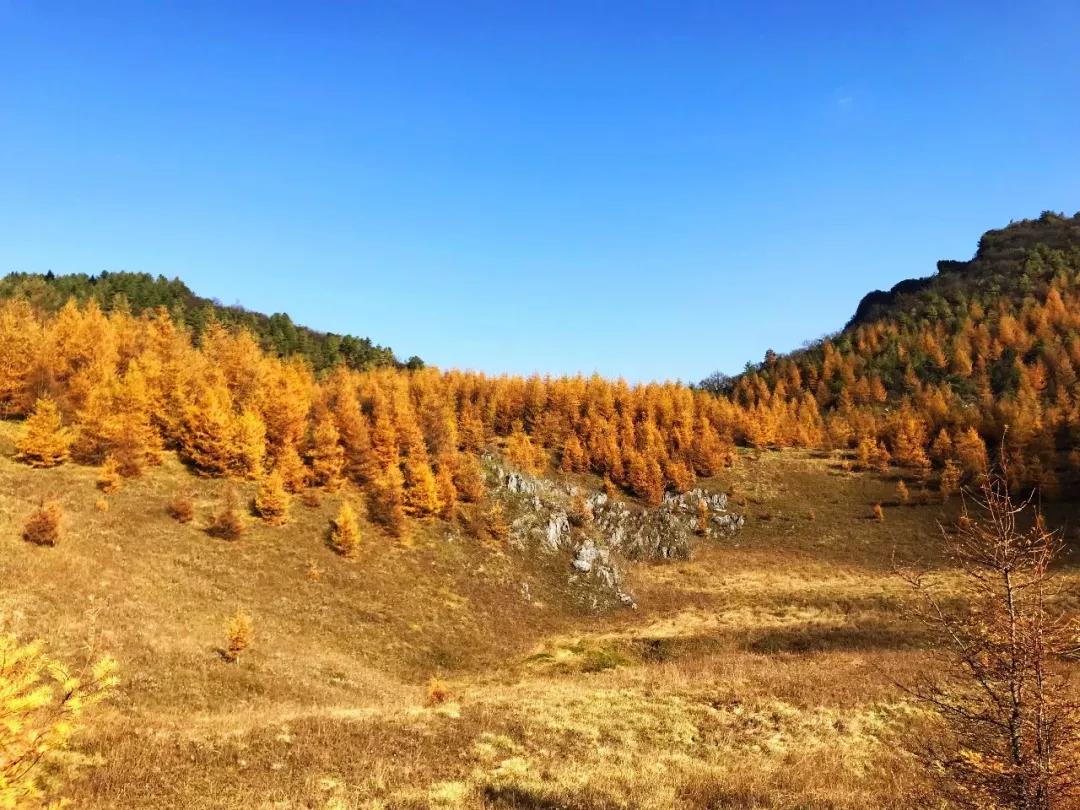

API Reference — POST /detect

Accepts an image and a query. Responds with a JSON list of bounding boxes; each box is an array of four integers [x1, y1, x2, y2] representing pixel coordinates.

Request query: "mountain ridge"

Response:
[[0, 269, 421, 373]]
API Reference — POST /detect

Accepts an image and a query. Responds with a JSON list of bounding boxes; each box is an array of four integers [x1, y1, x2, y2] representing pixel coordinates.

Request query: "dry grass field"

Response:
[[2, 421, 1078, 809]]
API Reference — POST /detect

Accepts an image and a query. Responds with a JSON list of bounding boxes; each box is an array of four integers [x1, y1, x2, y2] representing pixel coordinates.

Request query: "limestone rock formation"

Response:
[[489, 459, 744, 610]]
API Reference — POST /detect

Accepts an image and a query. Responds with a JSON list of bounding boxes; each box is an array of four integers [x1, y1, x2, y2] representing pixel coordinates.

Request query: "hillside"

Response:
[[7, 419, 1039, 809], [707, 211, 1080, 496], [0, 270, 417, 372]]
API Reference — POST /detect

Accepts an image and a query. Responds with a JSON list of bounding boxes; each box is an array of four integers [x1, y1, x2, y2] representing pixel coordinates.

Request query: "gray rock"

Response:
[[572, 539, 600, 572], [505, 472, 536, 494], [490, 459, 741, 611], [543, 510, 570, 551]]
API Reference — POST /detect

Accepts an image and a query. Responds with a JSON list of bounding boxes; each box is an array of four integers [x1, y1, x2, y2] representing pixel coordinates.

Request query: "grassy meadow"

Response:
[[2, 421, 1078, 809]]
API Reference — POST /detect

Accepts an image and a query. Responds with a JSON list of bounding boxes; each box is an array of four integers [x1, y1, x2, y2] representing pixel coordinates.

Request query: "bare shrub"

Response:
[[897, 467, 1080, 808]]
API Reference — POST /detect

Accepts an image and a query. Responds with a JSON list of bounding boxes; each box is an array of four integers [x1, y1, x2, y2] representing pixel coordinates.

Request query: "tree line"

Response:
[[0, 270, 417, 373]]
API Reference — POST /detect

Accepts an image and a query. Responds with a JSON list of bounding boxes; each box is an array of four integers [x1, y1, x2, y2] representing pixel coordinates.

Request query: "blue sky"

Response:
[[1, 2, 1078, 381]]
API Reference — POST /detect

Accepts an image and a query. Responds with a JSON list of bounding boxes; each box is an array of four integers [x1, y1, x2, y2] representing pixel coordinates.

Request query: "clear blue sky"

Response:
[[2, 2, 1078, 382]]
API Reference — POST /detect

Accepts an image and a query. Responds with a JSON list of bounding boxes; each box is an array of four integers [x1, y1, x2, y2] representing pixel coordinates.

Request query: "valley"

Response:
[[7, 420, 1073, 808]]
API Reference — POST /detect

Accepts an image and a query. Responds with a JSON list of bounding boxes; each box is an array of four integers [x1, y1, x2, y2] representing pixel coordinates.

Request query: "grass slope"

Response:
[[2, 426, 1078, 808]]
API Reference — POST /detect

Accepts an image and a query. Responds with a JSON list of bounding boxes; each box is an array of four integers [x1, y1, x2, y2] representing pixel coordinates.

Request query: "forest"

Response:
[[6, 213, 1080, 531]]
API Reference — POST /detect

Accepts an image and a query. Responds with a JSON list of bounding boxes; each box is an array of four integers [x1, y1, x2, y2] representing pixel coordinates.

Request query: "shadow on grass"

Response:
[[484, 784, 625, 810], [744, 623, 921, 655]]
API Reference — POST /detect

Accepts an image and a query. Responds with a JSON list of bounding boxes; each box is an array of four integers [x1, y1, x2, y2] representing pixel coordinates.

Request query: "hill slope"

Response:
[[709, 211, 1080, 495], [2, 424, 996, 809]]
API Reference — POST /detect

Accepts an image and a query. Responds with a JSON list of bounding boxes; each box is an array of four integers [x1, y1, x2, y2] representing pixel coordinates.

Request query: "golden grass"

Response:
[[1, 426, 1077, 808]]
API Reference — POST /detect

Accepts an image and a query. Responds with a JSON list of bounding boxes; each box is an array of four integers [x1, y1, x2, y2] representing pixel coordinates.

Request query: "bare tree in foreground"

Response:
[[898, 468, 1080, 809]]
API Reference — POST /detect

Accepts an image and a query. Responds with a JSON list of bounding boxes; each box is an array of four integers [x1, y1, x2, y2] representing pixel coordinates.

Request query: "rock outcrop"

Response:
[[490, 460, 744, 610]]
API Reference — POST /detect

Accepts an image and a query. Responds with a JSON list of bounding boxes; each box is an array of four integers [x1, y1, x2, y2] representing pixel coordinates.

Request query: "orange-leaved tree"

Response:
[[16, 396, 72, 468]]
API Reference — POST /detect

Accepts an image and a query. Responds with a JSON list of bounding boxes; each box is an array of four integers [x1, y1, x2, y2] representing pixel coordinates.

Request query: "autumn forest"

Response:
[[5, 213, 1080, 522]]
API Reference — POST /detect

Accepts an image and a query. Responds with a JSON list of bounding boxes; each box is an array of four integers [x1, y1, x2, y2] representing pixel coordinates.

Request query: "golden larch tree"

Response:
[[898, 469, 1080, 808], [16, 396, 72, 468], [0, 299, 41, 418], [370, 463, 407, 537], [329, 500, 360, 558], [308, 412, 345, 490], [0, 633, 117, 806], [254, 468, 290, 525], [232, 407, 267, 478], [274, 443, 309, 493], [224, 610, 253, 663]]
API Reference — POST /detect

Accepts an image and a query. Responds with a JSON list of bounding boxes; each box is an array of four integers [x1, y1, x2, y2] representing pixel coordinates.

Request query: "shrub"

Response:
[[568, 493, 594, 528], [329, 501, 360, 558], [207, 486, 245, 540], [896, 479, 910, 503], [300, 488, 323, 508], [426, 676, 451, 706], [0, 633, 117, 807], [601, 477, 619, 500], [96, 456, 121, 493], [306, 562, 322, 582], [94, 497, 109, 513], [482, 500, 509, 542], [168, 487, 195, 523], [254, 469, 289, 525], [872, 503, 885, 522], [224, 610, 252, 663], [695, 499, 709, 535], [22, 500, 62, 547]]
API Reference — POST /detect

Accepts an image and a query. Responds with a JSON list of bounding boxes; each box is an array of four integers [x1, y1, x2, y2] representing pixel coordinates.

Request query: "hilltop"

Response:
[[706, 211, 1080, 497], [849, 210, 1080, 329], [0, 270, 419, 372]]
